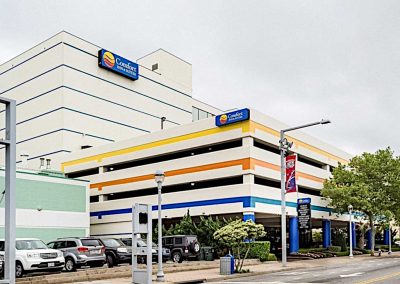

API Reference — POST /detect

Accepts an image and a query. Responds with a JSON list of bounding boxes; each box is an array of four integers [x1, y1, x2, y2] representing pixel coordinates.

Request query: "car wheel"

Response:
[[15, 261, 24, 278], [191, 241, 200, 254], [172, 251, 183, 263], [106, 254, 115, 268], [65, 257, 76, 272]]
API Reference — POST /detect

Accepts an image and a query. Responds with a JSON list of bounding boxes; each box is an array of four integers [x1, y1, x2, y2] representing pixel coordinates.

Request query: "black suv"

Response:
[[99, 238, 131, 268], [162, 235, 200, 263]]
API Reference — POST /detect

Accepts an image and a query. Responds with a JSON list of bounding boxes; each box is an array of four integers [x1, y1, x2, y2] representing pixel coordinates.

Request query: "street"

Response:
[[224, 257, 400, 283]]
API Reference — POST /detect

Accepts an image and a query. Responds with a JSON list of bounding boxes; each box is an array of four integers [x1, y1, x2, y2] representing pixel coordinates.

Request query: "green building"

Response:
[[0, 167, 88, 243]]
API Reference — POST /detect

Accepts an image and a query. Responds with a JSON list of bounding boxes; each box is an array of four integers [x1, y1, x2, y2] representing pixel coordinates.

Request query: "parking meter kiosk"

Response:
[[132, 203, 152, 284]]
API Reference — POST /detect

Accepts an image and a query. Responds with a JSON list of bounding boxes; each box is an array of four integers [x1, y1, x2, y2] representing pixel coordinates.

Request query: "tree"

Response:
[[213, 220, 266, 272], [322, 148, 400, 256]]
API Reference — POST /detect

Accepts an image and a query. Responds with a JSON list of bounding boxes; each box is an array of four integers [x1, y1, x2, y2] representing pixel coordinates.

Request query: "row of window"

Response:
[[90, 174, 322, 203], [192, 107, 214, 121]]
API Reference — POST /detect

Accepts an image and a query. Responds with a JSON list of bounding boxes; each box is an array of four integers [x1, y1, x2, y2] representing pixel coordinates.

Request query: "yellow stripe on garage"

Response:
[[62, 121, 247, 171], [250, 121, 348, 164], [62, 120, 348, 171]]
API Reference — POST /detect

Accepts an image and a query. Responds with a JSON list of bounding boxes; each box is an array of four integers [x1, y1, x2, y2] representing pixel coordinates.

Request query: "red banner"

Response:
[[285, 155, 297, 193]]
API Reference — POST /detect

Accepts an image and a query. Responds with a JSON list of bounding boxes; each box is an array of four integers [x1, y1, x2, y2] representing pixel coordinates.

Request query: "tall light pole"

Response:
[[155, 170, 165, 282], [348, 204, 353, 258], [388, 225, 392, 255], [280, 119, 331, 267]]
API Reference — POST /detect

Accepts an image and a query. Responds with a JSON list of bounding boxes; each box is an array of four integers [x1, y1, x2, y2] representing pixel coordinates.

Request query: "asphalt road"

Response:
[[223, 257, 400, 283]]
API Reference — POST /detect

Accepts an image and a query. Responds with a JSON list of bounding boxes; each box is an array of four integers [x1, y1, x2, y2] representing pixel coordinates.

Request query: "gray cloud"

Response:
[[1, 0, 399, 155]]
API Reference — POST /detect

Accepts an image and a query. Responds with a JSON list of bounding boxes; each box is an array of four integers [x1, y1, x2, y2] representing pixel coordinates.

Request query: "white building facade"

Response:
[[0, 31, 220, 169]]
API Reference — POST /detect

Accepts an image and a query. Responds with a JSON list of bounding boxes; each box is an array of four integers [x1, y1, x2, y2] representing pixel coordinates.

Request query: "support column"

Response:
[[289, 217, 299, 253], [243, 212, 255, 222], [366, 230, 372, 250], [384, 229, 390, 245], [322, 220, 331, 248], [350, 222, 356, 248]]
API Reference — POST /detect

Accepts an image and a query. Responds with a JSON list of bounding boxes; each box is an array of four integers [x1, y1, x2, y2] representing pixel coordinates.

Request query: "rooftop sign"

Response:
[[98, 49, 139, 80], [215, 108, 250, 127]]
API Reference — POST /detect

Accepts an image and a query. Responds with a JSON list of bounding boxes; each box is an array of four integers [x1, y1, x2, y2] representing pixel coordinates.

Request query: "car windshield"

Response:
[[81, 239, 101, 246], [101, 238, 124, 247], [16, 240, 48, 250]]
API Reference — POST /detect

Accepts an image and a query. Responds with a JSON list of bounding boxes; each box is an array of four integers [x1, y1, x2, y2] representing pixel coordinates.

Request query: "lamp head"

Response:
[[154, 169, 165, 184], [321, 119, 331, 125]]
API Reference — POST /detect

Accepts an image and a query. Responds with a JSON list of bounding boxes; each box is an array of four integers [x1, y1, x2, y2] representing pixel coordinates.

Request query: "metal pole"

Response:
[[156, 182, 165, 281], [280, 130, 287, 267], [349, 210, 353, 258], [0, 97, 16, 284], [161, 117, 166, 130], [389, 225, 392, 255]]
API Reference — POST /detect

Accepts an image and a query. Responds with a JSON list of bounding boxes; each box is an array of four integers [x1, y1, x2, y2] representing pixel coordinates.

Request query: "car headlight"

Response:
[[57, 251, 63, 257], [117, 247, 128, 253], [27, 253, 40, 258]]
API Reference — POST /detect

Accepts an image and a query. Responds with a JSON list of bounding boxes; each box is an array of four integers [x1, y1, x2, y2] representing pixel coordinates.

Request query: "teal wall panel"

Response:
[[0, 176, 86, 212]]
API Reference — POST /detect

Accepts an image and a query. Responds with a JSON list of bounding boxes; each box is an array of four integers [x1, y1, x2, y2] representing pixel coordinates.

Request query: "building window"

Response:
[[192, 107, 213, 121]]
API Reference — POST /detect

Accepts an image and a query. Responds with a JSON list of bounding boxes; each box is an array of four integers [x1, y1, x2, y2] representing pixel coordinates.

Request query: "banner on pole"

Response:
[[285, 154, 297, 193]]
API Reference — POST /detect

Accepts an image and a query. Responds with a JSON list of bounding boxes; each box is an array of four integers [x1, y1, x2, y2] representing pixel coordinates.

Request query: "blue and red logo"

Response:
[[102, 51, 115, 68], [215, 109, 250, 127]]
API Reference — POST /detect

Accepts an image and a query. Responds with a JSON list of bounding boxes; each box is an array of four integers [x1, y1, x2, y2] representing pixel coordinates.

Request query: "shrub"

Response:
[[298, 248, 326, 253], [267, 253, 277, 261], [354, 248, 371, 254], [335, 251, 350, 257], [327, 246, 341, 252], [245, 241, 270, 262]]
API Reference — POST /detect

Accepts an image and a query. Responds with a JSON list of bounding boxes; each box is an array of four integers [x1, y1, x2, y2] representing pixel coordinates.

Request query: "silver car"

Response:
[[47, 237, 106, 272]]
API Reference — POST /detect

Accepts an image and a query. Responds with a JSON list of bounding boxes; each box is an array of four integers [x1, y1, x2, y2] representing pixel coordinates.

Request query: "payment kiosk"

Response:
[[132, 203, 152, 284]]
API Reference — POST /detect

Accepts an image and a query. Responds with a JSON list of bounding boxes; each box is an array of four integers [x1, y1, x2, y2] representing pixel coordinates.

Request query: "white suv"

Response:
[[0, 238, 65, 278]]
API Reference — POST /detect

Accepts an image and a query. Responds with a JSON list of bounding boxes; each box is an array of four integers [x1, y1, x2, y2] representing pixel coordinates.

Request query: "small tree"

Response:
[[213, 220, 266, 272], [322, 148, 399, 256]]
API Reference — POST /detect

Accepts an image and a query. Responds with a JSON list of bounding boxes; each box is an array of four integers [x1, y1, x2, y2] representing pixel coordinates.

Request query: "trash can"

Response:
[[203, 246, 215, 261], [220, 255, 234, 275], [198, 247, 205, 260]]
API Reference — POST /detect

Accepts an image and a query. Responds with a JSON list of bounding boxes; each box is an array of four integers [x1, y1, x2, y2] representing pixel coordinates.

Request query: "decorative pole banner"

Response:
[[285, 155, 297, 193]]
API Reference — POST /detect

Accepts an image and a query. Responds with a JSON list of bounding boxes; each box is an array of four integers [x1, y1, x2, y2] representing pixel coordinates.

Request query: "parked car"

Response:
[[162, 235, 200, 263], [47, 237, 105, 272], [120, 238, 170, 262], [0, 252, 4, 277], [0, 238, 65, 278], [98, 238, 131, 268]]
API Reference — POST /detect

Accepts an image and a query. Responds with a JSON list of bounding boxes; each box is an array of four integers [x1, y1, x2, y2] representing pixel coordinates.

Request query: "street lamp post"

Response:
[[280, 119, 331, 267], [388, 225, 392, 255], [155, 170, 165, 282], [348, 204, 353, 258]]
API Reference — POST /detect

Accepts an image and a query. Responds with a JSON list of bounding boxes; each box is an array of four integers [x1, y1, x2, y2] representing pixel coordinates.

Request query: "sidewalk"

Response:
[[73, 252, 400, 284]]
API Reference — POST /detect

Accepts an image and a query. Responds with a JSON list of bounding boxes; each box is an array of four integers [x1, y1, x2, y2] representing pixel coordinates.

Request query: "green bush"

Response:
[[267, 253, 277, 261], [298, 248, 326, 253], [327, 246, 341, 252], [241, 241, 270, 262], [354, 248, 371, 254], [335, 251, 350, 256]]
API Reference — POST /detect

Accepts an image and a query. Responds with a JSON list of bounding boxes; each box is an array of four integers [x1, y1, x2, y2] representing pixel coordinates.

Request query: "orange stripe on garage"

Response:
[[90, 158, 250, 190], [90, 157, 325, 191]]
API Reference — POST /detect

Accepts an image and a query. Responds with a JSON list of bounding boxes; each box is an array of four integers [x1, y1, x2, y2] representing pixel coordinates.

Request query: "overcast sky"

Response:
[[1, 0, 399, 155]]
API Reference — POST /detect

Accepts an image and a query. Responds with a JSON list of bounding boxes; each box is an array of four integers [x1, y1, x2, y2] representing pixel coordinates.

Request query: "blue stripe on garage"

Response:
[[90, 196, 332, 218]]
